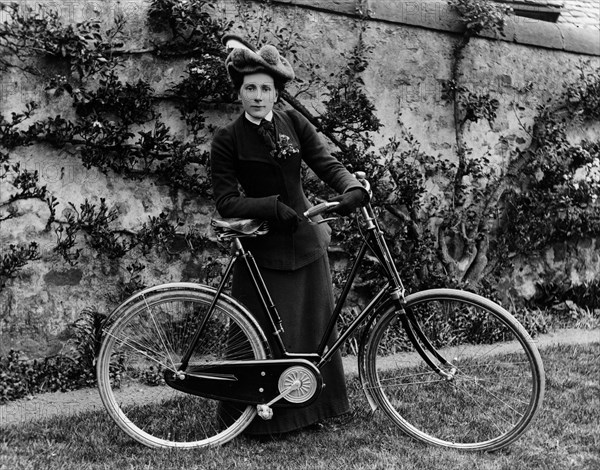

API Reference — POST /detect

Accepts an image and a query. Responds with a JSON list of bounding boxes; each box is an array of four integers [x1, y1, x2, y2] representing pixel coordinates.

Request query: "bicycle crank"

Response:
[[257, 365, 321, 420]]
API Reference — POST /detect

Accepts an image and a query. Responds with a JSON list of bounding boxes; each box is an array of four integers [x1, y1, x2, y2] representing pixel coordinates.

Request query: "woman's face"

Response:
[[239, 72, 278, 120]]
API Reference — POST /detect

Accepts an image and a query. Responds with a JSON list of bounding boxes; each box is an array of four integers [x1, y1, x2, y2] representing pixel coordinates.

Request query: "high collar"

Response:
[[245, 110, 273, 125]]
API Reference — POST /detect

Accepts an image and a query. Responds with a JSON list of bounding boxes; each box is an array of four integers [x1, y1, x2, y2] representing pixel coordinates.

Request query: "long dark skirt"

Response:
[[227, 253, 349, 435]]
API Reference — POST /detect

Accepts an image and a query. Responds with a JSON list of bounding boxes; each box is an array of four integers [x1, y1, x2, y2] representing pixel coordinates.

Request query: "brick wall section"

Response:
[[558, 0, 600, 29], [496, 1, 598, 30]]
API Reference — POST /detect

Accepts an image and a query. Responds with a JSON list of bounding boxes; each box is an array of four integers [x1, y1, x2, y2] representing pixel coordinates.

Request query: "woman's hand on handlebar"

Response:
[[328, 188, 366, 216], [303, 173, 370, 223]]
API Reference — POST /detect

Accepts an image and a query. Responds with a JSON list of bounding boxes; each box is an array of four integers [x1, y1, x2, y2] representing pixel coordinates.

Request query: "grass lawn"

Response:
[[1, 342, 599, 470]]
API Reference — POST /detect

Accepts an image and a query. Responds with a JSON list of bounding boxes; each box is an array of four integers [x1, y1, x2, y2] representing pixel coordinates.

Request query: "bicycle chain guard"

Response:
[[164, 359, 323, 408]]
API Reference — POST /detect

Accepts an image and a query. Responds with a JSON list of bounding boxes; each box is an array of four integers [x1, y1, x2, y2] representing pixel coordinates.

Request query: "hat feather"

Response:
[[224, 38, 254, 52], [260, 45, 279, 65]]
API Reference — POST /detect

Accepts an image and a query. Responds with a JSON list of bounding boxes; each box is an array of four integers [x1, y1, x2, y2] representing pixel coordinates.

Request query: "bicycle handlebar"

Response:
[[303, 201, 340, 220], [303, 172, 370, 222]]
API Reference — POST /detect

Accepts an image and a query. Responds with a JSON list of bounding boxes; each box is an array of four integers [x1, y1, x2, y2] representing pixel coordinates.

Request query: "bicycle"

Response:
[[96, 172, 545, 451]]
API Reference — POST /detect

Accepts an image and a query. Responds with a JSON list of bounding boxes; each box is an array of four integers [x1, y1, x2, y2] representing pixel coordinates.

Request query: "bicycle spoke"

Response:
[[143, 295, 178, 373], [450, 379, 522, 431], [454, 372, 529, 416], [106, 330, 177, 372]]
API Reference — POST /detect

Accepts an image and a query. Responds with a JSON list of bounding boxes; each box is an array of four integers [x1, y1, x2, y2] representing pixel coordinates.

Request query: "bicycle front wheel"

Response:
[[363, 288, 545, 451], [97, 284, 268, 449]]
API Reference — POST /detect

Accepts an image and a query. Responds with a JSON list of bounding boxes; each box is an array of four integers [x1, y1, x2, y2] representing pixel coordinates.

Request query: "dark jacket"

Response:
[[211, 108, 364, 270]]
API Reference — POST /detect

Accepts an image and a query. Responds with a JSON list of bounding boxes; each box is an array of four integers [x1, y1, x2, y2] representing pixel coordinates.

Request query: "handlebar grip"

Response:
[[303, 201, 340, 219]]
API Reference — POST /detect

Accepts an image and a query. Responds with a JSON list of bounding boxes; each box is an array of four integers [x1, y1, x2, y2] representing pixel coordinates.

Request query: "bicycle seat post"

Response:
[[233, 237, 245, 254]]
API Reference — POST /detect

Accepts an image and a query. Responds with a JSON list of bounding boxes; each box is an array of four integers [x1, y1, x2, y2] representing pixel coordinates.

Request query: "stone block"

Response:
[[366, 0, 463, 32], [43, 269, 84, 287], [273, 0, 359, 16]]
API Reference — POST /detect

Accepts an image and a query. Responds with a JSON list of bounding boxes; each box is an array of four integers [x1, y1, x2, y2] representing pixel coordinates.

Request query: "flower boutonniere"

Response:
[[273, 134, 299, 160]]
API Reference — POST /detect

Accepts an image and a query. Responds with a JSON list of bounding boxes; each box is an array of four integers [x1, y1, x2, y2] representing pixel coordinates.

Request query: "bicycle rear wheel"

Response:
[[97, 284, 268, 448], [362, 288, 545, 451]]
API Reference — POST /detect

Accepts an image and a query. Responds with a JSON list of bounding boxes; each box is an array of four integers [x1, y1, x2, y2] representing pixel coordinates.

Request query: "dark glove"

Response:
[[329, 189, 365, 216], [274, 201, 300, 232]]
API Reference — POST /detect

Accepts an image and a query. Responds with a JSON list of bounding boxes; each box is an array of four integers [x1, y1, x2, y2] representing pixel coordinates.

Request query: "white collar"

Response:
[[245, 111, 273, 125]]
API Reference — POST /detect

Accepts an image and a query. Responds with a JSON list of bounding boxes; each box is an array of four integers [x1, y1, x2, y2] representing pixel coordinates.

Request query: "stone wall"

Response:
[[0, 0, 599, 357], [271, 0, 600, 54]]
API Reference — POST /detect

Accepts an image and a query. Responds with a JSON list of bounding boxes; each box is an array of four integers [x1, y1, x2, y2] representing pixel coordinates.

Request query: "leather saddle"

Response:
[[211, 217, 269, 239]]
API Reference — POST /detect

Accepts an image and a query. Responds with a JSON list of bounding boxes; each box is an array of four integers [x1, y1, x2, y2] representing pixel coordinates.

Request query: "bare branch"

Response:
[[437, 224, 459, 277], [464, 235, 489, 283]]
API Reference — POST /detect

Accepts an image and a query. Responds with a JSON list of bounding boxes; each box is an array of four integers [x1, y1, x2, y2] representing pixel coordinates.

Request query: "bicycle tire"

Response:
[[97, 283, 268, 449], [361, 288, 545, 451]]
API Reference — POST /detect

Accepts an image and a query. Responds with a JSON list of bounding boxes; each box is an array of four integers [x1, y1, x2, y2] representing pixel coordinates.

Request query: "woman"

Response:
[[210, 38, 368, 435]]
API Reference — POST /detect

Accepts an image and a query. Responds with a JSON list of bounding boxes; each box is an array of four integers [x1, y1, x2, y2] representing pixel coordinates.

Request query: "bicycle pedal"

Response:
[[257, 404, 273, 420]]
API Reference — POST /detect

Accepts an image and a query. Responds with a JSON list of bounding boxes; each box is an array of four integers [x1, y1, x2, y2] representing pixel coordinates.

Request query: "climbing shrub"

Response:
[[0, 0, 598, 401]]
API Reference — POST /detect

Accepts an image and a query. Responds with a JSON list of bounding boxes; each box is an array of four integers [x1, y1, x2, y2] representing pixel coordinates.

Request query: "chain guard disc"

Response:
[[277, 366, 319, 404]]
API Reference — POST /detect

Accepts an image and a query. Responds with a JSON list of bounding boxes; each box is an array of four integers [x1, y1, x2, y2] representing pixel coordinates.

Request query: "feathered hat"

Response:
[[222, 34, 295, 88]]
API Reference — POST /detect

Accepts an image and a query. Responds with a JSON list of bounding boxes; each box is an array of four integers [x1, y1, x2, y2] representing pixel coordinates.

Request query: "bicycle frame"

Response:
[[98, 178, 544, 449], [179, 202, 455, 379]]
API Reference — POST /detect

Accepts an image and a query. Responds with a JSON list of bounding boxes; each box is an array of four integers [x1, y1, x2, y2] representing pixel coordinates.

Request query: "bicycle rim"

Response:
[[364, 289, 545, 451], [97, 287, 267, 448]]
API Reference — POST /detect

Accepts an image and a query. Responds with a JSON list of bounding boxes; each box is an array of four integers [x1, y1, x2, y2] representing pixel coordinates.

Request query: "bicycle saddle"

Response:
[[211, 217, 269, 239]]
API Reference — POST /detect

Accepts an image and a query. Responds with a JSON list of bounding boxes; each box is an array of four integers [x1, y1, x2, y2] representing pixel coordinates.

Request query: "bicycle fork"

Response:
[[357, 298, 459, 416], [361, 204, 457, 381], [395, 302, 458, 381]]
